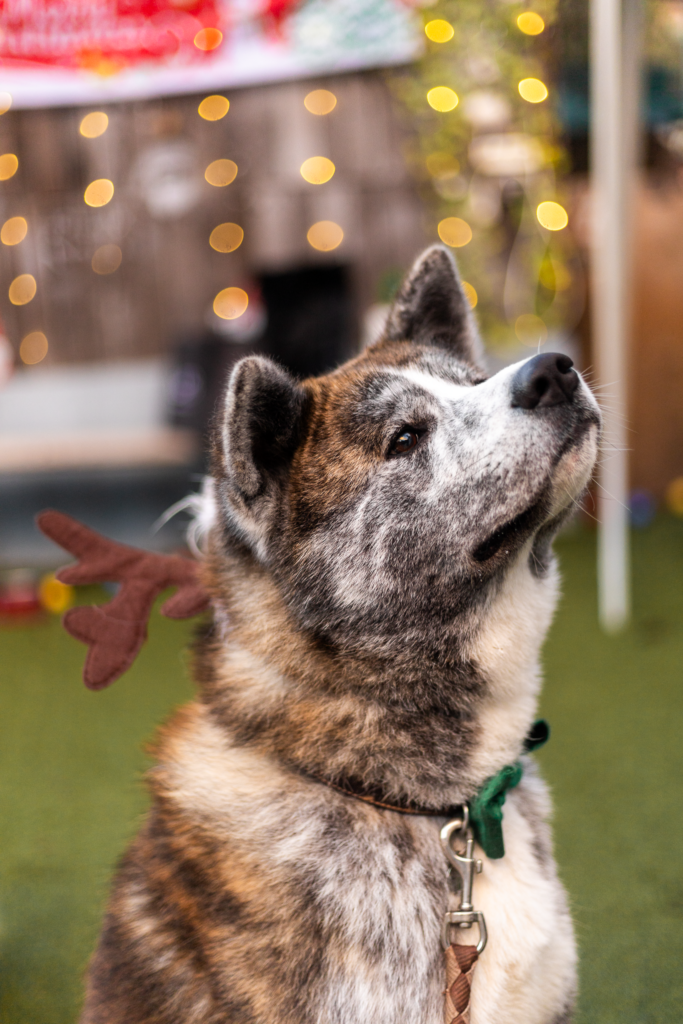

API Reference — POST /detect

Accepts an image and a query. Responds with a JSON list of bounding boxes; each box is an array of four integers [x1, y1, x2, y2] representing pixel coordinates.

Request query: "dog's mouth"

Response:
[[472, 416, 598, 564]]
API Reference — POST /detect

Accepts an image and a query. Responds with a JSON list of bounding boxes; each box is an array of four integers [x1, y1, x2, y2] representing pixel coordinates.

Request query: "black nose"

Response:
[[511, 353, 579, 410]]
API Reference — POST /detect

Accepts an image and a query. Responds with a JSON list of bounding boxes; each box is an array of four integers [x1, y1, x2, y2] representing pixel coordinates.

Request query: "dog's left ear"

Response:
[[378, 244, 483, 365]]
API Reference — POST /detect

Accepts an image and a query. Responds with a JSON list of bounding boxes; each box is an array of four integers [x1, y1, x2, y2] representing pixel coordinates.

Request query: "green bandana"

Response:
[[468, 719, 550, 859]]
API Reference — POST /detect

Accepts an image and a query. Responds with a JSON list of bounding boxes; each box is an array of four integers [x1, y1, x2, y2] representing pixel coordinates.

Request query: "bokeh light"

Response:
[[92, 244, 122, 274], [666, 477, 683, 516], [437, 217, 472, 247], [515, 313, 548, 346], [0, 154, 18, 181], [205, 159, 238, 186], [537, 201, 568, 230], [194, 27, 223, 51], [425, 19, 454, 43], [1, 216, 27, 245], [518, 78, 548, 103], [462, 282, 478, 308], [214, 287, 249, 320], [539, 259, 572, 291], [517, 12, 545, 35], [9, 274, 37, 305], [427, 87, 459, 112], [19, 330, 48, 363], [426, 152, 460, 178], [198, 95, 230, 120], [0, 93, 12, 115], [304, 89, 337, 115], [307, 221, 344, 251], [300, 156, 336, 184], [79, 112, 109, 138], [84, 179, 114, 207], [209, 223, 244, 253], [39, 573, 74, 613]]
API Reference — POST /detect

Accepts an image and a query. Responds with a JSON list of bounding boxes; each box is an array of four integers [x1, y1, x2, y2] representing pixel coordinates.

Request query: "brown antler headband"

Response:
[[36, 510, 211, 690]]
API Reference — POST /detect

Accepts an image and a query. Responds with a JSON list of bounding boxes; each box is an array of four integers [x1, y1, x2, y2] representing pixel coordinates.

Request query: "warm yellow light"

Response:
[[9, 274, 36, 305], [426, 153, 460, 182], [209, 223, 244, 253], [304, 89, 337, 115], [214, 287, 249, 320], [0, 154, 18, 180], [1, 216, 27, 245], [518, 78, 548, 103], [39, 572, 74, 613], [79, 112, 109, 138], [194, 27, 223, 50], [425, 19, 454, 43], [515, 313, 548, 346], [307, 221, 344, 251], [300, 156, 336, 184], [198, 95, 230, 120], [462, 282, 478, 308], [92, 244, 122, 274], [0, 93, 12, 115], [539, 259, 572, 291], [205, 158, 238, 186], [536, 201, 568, 231], [84, 179, 114, 207], [427, 87, 459, 112], [437, 217, 472, 248], [517, 12, 545, 35], [666, 476, 683, 516], [19, 330, 48, 364]]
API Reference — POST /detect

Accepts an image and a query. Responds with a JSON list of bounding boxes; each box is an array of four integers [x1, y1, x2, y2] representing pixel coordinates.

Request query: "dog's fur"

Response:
[[80, 246, 600, 1024]]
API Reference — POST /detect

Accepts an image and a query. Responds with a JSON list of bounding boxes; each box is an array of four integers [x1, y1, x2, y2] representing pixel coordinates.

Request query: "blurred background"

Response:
[[0, 1, 682, 1022]]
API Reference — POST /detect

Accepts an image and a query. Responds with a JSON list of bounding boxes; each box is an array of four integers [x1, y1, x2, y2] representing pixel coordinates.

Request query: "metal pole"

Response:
[[590, 0, 640, 632]]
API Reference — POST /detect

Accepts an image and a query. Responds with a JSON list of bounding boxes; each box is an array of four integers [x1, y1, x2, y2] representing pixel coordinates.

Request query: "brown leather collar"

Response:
[[310, 772, 465, 819]]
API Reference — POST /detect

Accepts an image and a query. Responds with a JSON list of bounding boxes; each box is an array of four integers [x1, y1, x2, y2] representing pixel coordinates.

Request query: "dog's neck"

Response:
[[195, 535, 557, 808]]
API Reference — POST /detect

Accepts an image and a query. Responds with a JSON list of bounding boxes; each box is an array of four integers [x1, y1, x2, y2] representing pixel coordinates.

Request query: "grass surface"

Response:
[[1, 521, 682, 1023]]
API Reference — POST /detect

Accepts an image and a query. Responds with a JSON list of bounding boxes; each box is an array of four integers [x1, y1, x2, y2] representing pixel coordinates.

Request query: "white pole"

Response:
[[590, 0, 639, 632]]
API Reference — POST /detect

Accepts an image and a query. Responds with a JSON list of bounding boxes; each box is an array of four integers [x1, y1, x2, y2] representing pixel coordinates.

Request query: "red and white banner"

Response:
[[0, 0, 420, 107]]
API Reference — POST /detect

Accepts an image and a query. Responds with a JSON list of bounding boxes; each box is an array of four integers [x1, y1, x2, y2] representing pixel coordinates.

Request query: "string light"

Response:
[[462, 282, 478, 308], [427, 87, 458, 112], [437, 217, 472, 247], [304, 90, 337, 115], [536, 201, 568, 230], [307, 221, 343, 251], [209, 223, 244, 253], [194, 27, 223, 51], [515, 314, 547, 346], [80, 112, 108, 138], [518, 78, 548, 103], [425, 20, 454, 43], [1, 216, 27, 245], [20, 331, 48, 364], [205, 159, 238, 186], [0, 93, 12, 115], [9, 274, 36, 305], [0, 154, 18, 180], [92, 244, 122, 274], [198, 95, 230, 120], [517, 12, 545, 35], [84, 179, 114, 207], [214, 287, 249, 319], [300, 156, 335, 184]]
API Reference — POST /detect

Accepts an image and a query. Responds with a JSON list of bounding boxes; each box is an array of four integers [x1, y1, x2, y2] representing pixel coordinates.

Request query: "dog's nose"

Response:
[[511, 352, 579, 409]]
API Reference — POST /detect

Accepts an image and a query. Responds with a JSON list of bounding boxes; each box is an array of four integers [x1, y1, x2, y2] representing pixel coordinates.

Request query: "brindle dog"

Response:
[[80, 245, 600, 1024]]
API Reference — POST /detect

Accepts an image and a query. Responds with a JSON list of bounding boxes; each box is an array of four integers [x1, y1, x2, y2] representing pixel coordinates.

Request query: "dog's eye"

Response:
[[390, 429, 419, 456]]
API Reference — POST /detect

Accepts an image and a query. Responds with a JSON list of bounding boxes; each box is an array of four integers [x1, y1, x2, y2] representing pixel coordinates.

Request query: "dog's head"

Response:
[[211, 245, 600, 662]]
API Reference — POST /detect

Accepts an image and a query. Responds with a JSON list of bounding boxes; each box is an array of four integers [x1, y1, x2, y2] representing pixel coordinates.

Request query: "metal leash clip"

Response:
[[440, 806, 488, 954]]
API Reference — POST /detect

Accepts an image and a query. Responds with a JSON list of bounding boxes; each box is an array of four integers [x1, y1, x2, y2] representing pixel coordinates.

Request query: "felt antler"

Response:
[[36, 510, 211, 691]]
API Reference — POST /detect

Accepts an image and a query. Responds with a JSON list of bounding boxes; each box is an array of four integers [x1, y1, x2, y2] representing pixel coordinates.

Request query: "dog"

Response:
[[78, 244, 600, 1024]]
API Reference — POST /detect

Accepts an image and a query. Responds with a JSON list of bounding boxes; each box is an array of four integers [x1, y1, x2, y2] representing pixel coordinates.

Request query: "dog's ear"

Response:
[[217, 356, 307, 507], [377, 244, 483, 364]]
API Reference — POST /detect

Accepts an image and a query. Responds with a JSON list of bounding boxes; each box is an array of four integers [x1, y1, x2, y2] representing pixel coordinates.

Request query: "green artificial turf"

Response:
[[1, 520, 682, 1023]]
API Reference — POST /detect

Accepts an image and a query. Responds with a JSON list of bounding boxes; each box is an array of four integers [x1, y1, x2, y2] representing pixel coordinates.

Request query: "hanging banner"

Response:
[[0, 0, 421, 108]]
